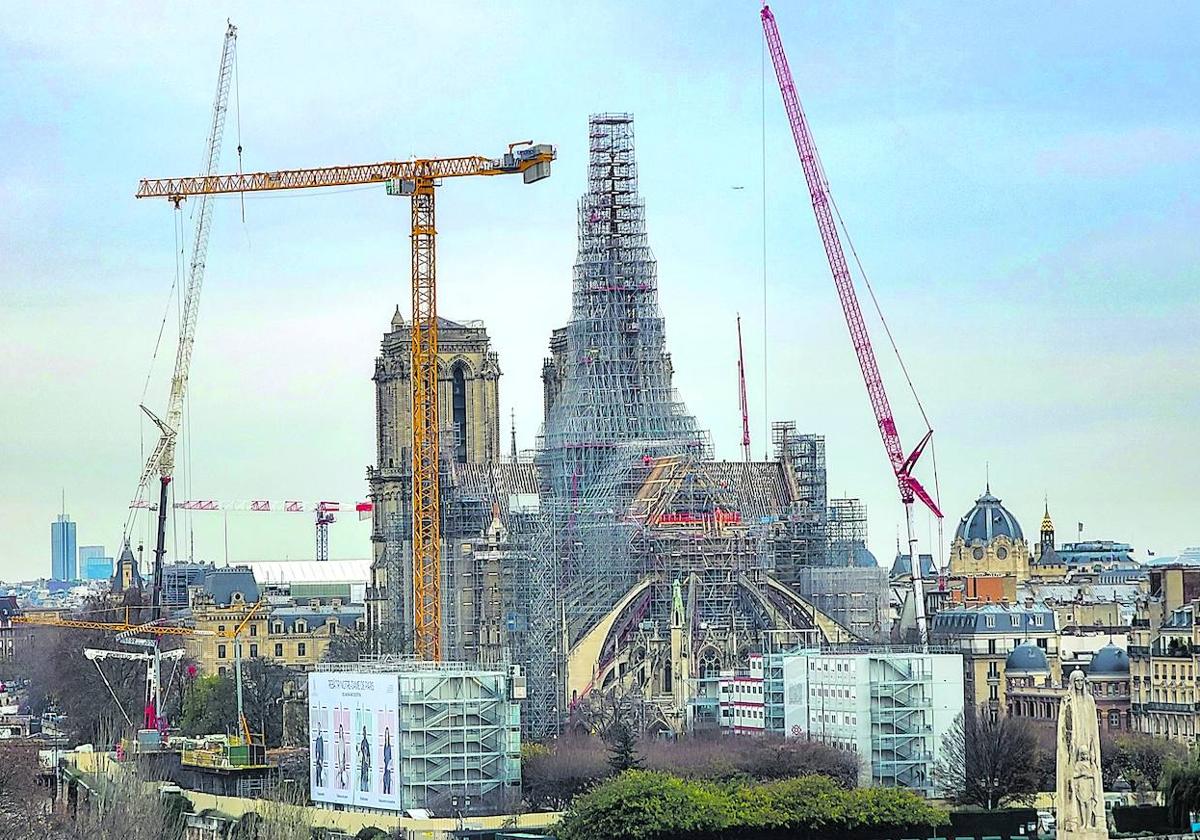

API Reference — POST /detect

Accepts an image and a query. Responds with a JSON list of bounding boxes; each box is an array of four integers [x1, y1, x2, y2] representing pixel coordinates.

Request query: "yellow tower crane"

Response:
[[136, 144, 555, 660]]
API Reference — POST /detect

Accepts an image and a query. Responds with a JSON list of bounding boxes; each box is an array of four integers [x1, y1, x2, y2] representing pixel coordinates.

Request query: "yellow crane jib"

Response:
[[136, 142, 555, 663], [135, 145, 555, 199]]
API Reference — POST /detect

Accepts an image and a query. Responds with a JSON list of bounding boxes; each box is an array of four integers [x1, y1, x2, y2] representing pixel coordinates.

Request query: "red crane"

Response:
[[737, 314, 751, 462], [761, 4, 943, 644]]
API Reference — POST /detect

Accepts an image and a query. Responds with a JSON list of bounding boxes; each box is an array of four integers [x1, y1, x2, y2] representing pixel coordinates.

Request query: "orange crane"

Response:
[[136, 144, 555, 660]]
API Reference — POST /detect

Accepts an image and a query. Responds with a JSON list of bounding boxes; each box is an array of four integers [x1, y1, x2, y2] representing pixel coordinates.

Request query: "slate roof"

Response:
[[1006, 641, 1050, 673], [930, 603, 1056, 635], [201, 567, 260, 606], [268, 604, 364, 633], [954, 488, 1024, 543], [1088, 643, 1129, 676]]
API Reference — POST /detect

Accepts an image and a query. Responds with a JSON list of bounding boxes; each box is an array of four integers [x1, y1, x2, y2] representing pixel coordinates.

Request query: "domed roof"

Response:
[[1005, 641, 1049, 674], [955, 486, 1024, 543], [1089, 643, 1129, 676]]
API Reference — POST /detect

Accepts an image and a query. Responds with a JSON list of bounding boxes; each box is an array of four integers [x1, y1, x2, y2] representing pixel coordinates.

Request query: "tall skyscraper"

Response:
[[51, 514, 77, 581]]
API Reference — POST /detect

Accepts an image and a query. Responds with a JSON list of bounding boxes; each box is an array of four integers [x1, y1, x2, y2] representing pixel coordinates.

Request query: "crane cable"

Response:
[[234, 36, 246, 224], [760, 25, 770, 459], [828, 180, 944, 562], [828, 192, 941, 477], [123, 205, 187, 549], [92, 660, 135, 729]]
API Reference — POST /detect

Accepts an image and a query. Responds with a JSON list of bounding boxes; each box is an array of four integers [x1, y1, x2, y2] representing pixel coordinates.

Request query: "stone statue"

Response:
[[1057, 670, 1108, 840]]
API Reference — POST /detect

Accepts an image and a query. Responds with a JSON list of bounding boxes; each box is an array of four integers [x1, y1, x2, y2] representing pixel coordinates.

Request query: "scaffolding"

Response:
[[868, 655, 936, 794], [312, 659, 522, 815], [769, 422, 827, 580], [827, 497, 868, 566], [792, 565, 888, 642], [526, 114, 709, 738]]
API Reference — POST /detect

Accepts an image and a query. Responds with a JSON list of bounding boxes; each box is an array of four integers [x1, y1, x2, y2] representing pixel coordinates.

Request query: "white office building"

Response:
[[782, 650, 964, 797], [718, 654, 766, 734]]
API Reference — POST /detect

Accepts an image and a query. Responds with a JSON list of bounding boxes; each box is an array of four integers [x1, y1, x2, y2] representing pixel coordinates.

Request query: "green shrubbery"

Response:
[[555, 771, 949, 840]]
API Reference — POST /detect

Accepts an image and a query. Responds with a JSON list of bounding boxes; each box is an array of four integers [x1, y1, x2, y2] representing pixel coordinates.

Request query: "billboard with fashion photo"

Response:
[[308, 671, 400, 809]]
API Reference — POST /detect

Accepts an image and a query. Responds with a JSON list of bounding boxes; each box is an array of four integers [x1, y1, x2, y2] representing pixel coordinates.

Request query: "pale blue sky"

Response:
[[1, 1, 1197, 580]]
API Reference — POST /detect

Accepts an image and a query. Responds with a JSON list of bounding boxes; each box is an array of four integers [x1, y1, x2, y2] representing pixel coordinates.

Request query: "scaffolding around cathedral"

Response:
[[827, 497, 868, 565], [526, 114, 711, 738]]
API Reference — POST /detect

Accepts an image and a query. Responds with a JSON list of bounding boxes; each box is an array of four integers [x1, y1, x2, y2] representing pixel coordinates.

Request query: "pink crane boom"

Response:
[[761, 4, 943, 643]]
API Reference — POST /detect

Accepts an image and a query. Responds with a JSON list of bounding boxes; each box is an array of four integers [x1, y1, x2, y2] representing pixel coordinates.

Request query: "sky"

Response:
[[1, 1, 1197, 582]]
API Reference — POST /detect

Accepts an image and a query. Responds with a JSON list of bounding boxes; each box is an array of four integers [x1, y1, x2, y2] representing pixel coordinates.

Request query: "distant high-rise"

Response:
[[51, 514, 77, 581], [79, 546, 113, 581]]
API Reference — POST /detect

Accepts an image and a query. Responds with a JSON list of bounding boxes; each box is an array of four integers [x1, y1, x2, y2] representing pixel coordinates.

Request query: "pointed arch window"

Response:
[[452, 363, 468, 462]]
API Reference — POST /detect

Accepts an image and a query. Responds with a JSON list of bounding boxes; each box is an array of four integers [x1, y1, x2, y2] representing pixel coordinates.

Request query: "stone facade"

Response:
[[186, 594, 365, 676], [366, 310, 502, 651], [1129, 566, 1200, 741], [930, 603, 1060, 716]]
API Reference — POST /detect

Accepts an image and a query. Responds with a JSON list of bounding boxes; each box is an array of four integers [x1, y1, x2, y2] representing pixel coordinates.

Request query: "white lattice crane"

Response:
[[133, 21, 238, 614]]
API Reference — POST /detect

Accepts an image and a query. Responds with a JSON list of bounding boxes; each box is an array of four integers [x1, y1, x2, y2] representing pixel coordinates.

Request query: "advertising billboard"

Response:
[[309, 671, 400, 810]]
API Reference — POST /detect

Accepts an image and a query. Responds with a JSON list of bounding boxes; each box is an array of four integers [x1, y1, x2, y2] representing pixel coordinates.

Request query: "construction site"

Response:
[[362, 105, 921, 742], [3, 4, 954, 827]]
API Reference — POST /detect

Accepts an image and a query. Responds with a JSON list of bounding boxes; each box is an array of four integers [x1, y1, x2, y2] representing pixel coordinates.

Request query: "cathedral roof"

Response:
[[954, 486, 1024, 543], [890, 552, 936, 579]]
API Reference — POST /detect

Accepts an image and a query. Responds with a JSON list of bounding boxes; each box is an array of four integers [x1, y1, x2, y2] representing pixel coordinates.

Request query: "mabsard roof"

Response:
[[955, 486, 1024, 543], [201, 567, 260, 606]]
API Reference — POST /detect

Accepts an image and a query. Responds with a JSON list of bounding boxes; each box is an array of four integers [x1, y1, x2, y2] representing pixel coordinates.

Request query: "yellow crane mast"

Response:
[[136, 144, 555, 660]]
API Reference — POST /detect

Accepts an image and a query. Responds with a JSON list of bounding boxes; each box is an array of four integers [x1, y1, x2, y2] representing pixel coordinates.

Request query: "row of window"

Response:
[[810, 685, 856, 700], [1153, 662, 1195, 680], [982, 613, 1046, 628], [808, 660, 857, 673], [217, 642, 307, 659], [1011, 700, 1128, 730], [211, 617, 366, 636]]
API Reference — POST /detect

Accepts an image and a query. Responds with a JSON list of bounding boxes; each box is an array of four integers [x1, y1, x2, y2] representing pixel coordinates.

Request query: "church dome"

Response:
[[955, 487, 1024, 543], [1005, 641, 1049, 675], [1088, 643, 1129, 676]]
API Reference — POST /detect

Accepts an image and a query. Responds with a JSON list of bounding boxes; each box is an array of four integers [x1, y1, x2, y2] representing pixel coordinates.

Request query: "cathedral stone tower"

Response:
[[366, 307, 501, 651]]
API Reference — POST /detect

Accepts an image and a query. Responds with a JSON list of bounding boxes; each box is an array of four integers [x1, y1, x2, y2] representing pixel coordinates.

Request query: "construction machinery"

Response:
[[761, 5, 943, 645], [14, 608, 203, 733], [133, 21, 238, 616], [136, 143, 555, 660], [131, 497, 372, 562], [18, 602, 264, 748]]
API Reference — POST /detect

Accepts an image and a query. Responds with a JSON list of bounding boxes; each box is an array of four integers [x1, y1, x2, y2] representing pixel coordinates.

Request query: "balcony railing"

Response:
[[1134, 701, 1200, 713]]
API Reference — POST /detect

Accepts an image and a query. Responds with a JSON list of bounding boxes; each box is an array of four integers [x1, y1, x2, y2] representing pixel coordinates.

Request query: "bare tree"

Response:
[[934, 706, 1042, 809], [0, 742, 55, 839]]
